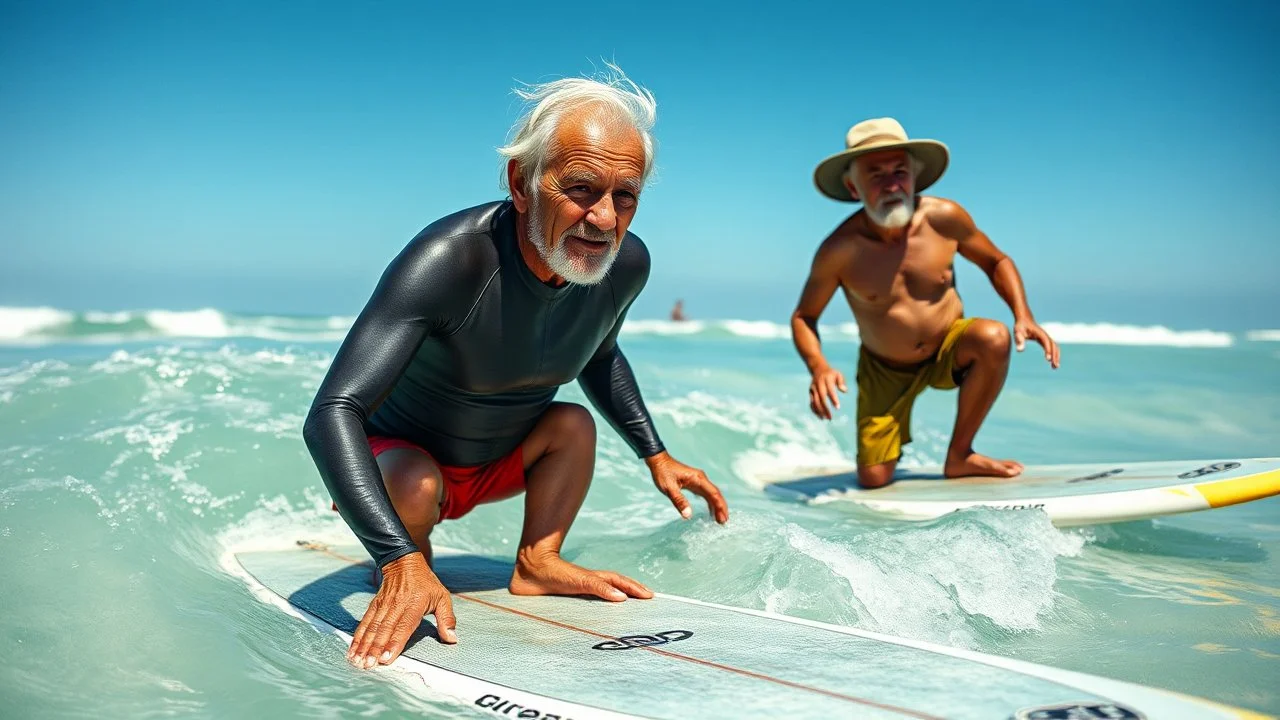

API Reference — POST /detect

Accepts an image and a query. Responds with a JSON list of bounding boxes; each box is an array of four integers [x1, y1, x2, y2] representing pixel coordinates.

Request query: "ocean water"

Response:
[[1, 306, 1278, 718]]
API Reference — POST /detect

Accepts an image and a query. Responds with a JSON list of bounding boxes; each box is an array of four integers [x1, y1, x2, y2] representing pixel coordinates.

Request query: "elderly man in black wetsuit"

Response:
[[302, 68, 729, 671]]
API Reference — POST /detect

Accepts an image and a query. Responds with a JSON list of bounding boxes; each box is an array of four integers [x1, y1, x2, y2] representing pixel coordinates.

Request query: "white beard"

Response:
[[865, 191, 914, 229], [527, 189, 621, 285]]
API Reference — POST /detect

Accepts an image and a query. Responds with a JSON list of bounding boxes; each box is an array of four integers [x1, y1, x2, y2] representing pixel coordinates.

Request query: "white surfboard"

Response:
[[753, 457, 1280, 527], [226, 540, 1261, 720]]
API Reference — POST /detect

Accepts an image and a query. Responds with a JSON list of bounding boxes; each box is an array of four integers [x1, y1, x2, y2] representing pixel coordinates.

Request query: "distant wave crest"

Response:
[[1038, 322, 1233, 348], [620, 319, 857, 341], [625, 319, 1239, 347], [0, 306, 355, 345], [0, 306, 1265, 348]]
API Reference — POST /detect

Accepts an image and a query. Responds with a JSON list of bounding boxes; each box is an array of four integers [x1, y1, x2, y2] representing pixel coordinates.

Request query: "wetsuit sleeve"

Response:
[[301, 239, 465, 568], [578, 307, 666, 459], [576, 237, 665, 459]]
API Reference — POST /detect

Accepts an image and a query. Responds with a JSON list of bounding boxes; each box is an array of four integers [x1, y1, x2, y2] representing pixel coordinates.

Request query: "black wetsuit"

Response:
[[303, 200, 665, 568]]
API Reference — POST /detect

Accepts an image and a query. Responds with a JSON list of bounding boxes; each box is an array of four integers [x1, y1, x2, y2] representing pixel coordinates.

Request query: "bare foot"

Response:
[[945, 451, 1024, 479], [509, 554, 653, 602]]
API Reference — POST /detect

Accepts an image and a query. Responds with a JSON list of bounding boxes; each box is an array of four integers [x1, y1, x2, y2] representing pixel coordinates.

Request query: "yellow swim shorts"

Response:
[[855, 317, 975, 467]]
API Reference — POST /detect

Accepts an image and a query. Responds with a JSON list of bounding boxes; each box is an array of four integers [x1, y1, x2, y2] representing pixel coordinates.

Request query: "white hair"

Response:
[[497, 62, 658, 193]]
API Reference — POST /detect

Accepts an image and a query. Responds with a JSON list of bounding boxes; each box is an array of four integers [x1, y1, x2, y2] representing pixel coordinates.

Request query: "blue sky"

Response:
[[2, 0, 1277, 329]]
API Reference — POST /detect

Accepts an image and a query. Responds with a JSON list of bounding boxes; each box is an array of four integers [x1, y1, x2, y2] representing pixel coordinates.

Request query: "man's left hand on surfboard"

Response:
[[646, 451, 730, 524]]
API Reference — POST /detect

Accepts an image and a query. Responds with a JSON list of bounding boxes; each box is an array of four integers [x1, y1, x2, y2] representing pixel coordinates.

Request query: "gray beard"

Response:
[[865, 191, 914, 229], [526, 190, 621, 285]]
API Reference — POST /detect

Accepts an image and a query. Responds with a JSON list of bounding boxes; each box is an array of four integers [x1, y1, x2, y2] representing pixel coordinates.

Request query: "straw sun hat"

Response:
[[812, 117, 949, 202]]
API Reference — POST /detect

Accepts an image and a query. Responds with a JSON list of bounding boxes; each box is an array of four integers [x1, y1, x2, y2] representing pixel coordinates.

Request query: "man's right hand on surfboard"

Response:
[[346, 552, 456, 670], [807, 363, 848, 421]]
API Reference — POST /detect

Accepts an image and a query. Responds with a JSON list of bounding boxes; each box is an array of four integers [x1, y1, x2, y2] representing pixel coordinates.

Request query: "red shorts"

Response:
[[330, 436, 526, 521]]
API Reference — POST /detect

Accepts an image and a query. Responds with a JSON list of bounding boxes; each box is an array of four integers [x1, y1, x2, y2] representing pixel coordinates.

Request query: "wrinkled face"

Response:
[[518, 105, 645, 285], [846, 149, 915, 229]]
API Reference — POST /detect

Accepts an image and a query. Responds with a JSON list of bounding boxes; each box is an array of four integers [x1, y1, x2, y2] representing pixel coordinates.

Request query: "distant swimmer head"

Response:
[[499, 63, 657, 285]]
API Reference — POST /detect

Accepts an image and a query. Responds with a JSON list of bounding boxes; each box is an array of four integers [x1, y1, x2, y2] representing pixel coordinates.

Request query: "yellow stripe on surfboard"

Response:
[[1161, 689, 1278, 720], [1195, 469, 1280, 509], [1209, 701, 1277, 720]]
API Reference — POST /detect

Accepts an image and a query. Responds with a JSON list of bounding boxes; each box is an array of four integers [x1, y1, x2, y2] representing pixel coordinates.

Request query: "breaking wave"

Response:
[[0, 306, 1263, 348]]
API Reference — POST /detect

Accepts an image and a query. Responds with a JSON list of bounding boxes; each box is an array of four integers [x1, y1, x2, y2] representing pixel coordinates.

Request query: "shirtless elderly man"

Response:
[[792, 118, 1060, 488]]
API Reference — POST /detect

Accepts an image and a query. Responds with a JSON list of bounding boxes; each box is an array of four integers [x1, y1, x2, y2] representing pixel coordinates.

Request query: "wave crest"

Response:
[[0, 306, 1265, 348], [0, 306, 351, 345], [1040, 322, 1233, 348]]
